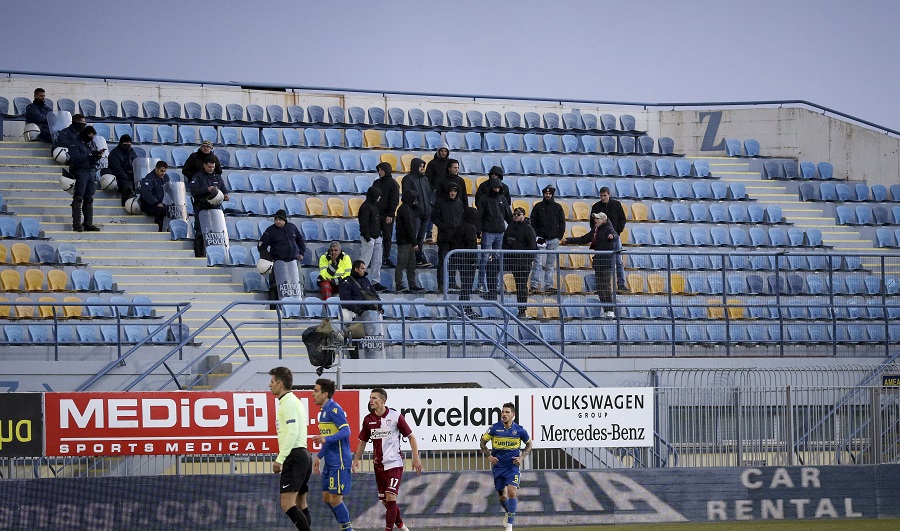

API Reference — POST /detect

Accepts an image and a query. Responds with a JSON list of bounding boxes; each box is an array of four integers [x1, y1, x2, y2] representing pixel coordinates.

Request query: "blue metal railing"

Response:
[[2, 69, 897, 137]]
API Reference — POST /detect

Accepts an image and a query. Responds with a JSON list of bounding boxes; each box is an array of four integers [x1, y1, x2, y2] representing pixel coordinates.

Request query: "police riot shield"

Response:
[[358, 309, 386, 359], [273, 259, 303, 299], [132, 157, 160, 194], [47, 111, 71, 143], [162, 181, 188, 231], [198, 208, 229, 262], [92, 135, 109, 171]]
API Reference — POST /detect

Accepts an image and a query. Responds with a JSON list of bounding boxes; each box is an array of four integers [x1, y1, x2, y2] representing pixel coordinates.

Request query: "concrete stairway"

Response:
[[0, 141, 290, 388]]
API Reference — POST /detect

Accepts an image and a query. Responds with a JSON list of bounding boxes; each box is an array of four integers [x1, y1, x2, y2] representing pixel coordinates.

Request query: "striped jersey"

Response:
[[275, 391, 308, 464], [358, 407, 413, 470], [317, 398, 352, 468], [483, 421, 530, 468]]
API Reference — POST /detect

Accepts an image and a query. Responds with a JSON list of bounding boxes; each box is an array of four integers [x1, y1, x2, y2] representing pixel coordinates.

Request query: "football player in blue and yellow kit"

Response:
[[312, 378, 354, 531], [480, 402, 532, 531]]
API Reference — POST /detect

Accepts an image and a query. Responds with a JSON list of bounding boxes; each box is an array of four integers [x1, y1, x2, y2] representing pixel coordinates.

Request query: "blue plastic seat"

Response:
[[636, 158, 654, 177], [465, 132, 482, 151], [598, 157, 617, 176], [617, 158, 637, 177], [725, 138, 742, 156], [278, 151, 298, 170]]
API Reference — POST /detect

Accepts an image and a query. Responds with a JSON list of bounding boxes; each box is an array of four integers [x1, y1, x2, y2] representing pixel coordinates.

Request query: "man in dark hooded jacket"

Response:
[[182, 140, 222, 178], [358, 185, 387, 291], [106, 134, 138, 205], [424, 142, 451, 198], [436, 159, 468, 206], [401, 157, 434, 266], [431, 182, 465, 292], [453, 207, 480, 319], [474, 177, 513, 299], [258, 209, 307, 301], [394, 189, 424, 292], [375, 162, 400, 268], [25, 88, 52, 143], [503, 207, 538, 316], [66, 125, 104, 232], [529, 185, 566, 294], [53, 113, 87, 150], [474, 166, 512, 206], [188, 157, 230, 257], [140, 160, 170, 232]]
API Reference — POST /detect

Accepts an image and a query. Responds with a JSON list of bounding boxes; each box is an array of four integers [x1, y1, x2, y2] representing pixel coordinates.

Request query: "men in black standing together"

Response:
[[375, 162, 400, 269]]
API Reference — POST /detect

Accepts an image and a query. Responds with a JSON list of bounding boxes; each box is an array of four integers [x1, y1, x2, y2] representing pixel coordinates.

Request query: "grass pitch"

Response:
[[466, 519, 899, 531]]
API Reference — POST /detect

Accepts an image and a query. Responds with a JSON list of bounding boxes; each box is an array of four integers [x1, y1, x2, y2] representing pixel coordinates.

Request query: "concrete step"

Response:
[[45, 230, 177, 241], [118, 282, 245, 294]]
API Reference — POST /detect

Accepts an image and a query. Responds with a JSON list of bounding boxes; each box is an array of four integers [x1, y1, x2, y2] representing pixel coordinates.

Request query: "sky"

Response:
[[2, 0, 899, 132]]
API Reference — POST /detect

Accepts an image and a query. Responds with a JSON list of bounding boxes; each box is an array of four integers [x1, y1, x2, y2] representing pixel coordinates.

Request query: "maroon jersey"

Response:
[[358, 407, 413, 470]]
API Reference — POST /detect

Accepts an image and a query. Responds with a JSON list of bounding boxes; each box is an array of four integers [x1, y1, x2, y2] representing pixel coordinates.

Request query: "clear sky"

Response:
[[2, 0, 898, 131]]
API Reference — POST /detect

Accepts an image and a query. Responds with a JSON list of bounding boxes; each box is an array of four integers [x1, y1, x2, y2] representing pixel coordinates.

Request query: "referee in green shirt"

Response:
[[270, 366, 312, 531]]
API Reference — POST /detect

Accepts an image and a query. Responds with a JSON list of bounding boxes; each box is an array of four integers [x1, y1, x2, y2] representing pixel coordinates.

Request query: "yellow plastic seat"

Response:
[[463, 177, 474, 196], [626, 273, 645, 294], [631, 203, 649, 222], [525, 296, 540, 319], [305, 197, 324, 217], [24, 269, 45, 291], [363, 130, 382, 148], [670, 273, 686, 294], [572, 201, 590, 221], [726, 298, 745, 319], [380, 153, 399, 170], [62, 296, 83, 318], [421, 154, 434, 164], [619, 227, 629, 245], [512, 200, 531, 216], [400, 154, 416, 172], [570, 225, 589, 239], [542, 298, 560, 319], [0, 243, 7, 263], [38, 296, 57, 318], [558, 201, 571, 220], [11, 243, 32, 264], [348, 197, 364, 217], [47, 269, 67, 291], [475, 176, 488, 190], [503, 273, 516, 293], [327, 197, 346, 217], [0, 296, 8, 317], [1, 269, 21, 291], [564, 273, 584, 294], [568, 253, 587, 269], [14, 296, 34, 319], [707, 299, 725, 319], [647, 273, 665, 294]]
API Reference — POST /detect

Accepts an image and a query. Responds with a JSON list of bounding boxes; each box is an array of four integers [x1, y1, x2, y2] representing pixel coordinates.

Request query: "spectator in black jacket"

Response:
[[529, 185, 566, 294], [106, 134, 138, 205], [53, 113, 86, 150], [431, 182, 465, 292], [563, 212, 618, 317], [401, 157, 433, 266], [453, 207, 480, 319], [590, 186, 629, 293], [358, 185, 387, 291], [474, 166, 511, 206], [140, 160, 170, 232], [394, 189, 424, 293], [474, 177, 512, 299], [25, 88, 52, 143], [182, 140, 222, 178], [339, 260, 383, 317], [503, 207, 538, 316], [258, 209, 306, 301], [67, 126, 104, 232], [423, 143, 450, 243], [375, 162, 400, 268]]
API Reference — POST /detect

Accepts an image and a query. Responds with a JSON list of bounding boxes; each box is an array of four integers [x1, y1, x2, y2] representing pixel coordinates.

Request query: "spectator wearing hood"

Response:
[[503, 206, 538, 316], [375, 162, 400, 268], [395, 188, 424, 292], [563, 211, 618, 318], [436, 159, 469, 206], [106, 134, 138, 205], [25, 88, 52, 143], [474, 176, 513, 299], [529, 185, 566, 294], [67, 125, 104, 232], [474, 166, 511, 206], [453, 206, 480, 319], [182, 140, 222, 178], [258, 209, 306, 301], [424, 142, 451, 199], [431, 181, 465, 292], [358, 185, 387, 291], [401, 157, 434, 266]]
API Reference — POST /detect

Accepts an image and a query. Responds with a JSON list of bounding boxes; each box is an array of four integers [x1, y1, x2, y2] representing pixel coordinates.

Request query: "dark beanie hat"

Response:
[[274, 209, 288, 221], [119, 134, 132, 143]]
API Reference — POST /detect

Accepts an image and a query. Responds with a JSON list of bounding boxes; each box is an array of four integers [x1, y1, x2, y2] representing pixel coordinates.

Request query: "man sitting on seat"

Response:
[[140, 160, 170, 232], [25, 88, 52, 143], [106, 134, 138, 205], [317, 241, 352, 300]]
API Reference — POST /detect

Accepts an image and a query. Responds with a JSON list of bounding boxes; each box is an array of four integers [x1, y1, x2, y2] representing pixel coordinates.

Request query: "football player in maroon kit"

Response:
[[352, 388, 423, 531]]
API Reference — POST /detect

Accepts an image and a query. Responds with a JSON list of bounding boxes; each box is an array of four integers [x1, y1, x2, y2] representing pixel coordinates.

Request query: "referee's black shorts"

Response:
[[280, 447, 312, 494]]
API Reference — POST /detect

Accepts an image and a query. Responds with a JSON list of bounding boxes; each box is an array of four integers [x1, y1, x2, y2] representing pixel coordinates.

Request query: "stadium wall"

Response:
[[1, 465, 897, 530]]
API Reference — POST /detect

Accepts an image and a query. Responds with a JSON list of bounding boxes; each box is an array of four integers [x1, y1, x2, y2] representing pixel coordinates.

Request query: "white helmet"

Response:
[[256, 258, 274, 275], [99, 173, 118, 192], [52, 146, 69, 165], [60, 174, 76, 195], [124, 197, 142, 214], [207, 188, 224, 206], [23, 123, 41, 141]]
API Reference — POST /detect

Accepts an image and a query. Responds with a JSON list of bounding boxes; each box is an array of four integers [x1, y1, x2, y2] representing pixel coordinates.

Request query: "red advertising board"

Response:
[[44, 391, 359, 457]]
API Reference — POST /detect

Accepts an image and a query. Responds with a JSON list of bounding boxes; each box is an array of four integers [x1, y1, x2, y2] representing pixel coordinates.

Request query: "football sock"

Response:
[[395, 507, 405, 529], [384, 500, 399, 531], [286, 506, 310, 531], [506, 498, 517, 524], [302, 507, 311, 525], [331, 502, 353, 531]]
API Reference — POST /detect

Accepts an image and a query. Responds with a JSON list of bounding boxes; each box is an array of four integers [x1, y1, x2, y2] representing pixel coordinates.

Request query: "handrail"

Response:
[[2, 69, 897, 137]]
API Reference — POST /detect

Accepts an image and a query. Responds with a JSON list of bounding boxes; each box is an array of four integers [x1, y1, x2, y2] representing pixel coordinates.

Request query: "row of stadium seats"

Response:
[[0, 322, 186, 345], [766, 160, 836, 181], [0, 242, 80, 265], [835, 205, 900, 226], [799, 181, 900, 202], [0, 217, 44, 239], [0, 294, 153, 319], [3, 96, 646, 132], [0, 268, 116, 292]]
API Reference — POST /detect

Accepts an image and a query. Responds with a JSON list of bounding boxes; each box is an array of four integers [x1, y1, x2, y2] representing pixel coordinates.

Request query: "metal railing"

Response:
[[2, 69, 897, 137]]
